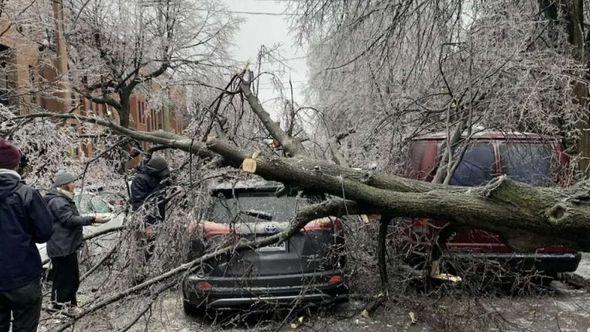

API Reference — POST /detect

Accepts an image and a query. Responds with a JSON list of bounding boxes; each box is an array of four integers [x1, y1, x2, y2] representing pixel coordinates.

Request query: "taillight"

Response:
[[201, 221, 231, 238], [413, 218, 430, 234], [303, 217, 342, 232], [197, 281, 213, 291], [328, 274, 343, 285]]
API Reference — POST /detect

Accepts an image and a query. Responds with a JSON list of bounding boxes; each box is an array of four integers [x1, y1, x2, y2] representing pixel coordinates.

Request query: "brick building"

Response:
[[0, 18, 41, 113], [0, 16, 187, 159]]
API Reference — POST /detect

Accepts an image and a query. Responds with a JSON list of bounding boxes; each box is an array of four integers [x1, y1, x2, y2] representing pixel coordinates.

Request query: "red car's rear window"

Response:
[[449, 143, 495, 186], [499, 143, 553, 186], [409, 140, 556, 187]]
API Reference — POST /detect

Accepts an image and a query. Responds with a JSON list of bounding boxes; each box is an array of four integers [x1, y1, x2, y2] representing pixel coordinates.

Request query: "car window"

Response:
[[207, 190, 317, 223], [91, 196, 112, 213], [74, 195, 93, 214], [75, 194, 111, 213], [449, 143, 496, 187], [500, 143, 553, 186]]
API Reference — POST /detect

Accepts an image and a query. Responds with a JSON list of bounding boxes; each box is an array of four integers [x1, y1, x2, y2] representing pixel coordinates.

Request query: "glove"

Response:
[[94, 213, 112, 224]]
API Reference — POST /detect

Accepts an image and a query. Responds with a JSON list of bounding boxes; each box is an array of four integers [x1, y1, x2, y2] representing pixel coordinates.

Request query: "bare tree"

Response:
[[291, 0, 590, 175], [64, 0, 237, 127], [4, 1, 590, 330]]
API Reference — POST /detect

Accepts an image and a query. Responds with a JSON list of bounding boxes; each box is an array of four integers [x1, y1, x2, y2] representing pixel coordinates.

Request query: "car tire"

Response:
[[183, 301, 204, 316]]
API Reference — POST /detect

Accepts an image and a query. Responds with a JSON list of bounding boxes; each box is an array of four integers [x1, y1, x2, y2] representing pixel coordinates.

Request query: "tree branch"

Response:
[[239, 73, 305, 157], [56, 199, 360, 331]]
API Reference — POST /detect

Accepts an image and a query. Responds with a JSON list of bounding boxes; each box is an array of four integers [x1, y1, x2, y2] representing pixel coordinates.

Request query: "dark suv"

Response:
[[182, 181, 347, 314], [402, 131, 581, 276]]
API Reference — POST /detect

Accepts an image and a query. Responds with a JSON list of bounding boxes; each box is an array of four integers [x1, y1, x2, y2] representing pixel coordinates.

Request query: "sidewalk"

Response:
[[562, 253, 590, 288]]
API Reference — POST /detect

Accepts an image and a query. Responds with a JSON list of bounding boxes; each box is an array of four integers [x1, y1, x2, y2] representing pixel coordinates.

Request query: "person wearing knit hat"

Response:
[[44, 170, 111, 313], [129, 155, 170, 283], [130, 155, 171, 230], [0, 138, 54, 332], [0, 138, 22, 170]]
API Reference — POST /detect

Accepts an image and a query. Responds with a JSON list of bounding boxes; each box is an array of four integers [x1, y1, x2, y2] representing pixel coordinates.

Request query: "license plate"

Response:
[[257, 241, 287, 252]]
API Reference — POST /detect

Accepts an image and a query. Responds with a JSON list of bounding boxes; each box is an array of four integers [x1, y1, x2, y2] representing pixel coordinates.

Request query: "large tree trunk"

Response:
[[118, 92, 131, 128], [564, 1, 590, 176], [543, 0, 590, 175], [19, 110, 590, 251], [51, 0, 72, 113]]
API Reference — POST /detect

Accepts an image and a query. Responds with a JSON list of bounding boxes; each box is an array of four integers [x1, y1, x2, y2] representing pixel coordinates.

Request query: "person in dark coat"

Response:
[[0, 138, 53, 332], [45, 171, 110, 311], [130, 156, 170, 237]]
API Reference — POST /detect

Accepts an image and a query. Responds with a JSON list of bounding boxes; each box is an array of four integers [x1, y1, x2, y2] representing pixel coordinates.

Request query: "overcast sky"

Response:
[[220, 0, 308, 117]]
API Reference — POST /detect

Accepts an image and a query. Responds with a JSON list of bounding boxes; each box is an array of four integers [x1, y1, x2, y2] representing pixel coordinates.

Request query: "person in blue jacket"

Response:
[[0, 138, 53, 332]]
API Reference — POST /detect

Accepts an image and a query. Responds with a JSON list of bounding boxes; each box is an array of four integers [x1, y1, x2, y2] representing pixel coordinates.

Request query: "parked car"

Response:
[[400, 130, 581, 277], [37, 187, 125, 267], [182, 181, 348, 314]]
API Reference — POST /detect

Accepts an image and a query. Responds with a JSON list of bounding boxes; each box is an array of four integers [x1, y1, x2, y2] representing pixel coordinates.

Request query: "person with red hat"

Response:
[[0, 138, 54, 332]]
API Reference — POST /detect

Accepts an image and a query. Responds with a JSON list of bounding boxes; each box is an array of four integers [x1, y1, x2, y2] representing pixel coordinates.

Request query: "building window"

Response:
[[0, 45, 10, 107], [28, 65, 37, 104], [138, 99, 147, 124]]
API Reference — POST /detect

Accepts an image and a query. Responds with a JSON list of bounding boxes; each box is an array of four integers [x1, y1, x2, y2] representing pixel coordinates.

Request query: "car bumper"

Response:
[[444, 252, 582, 274], [183, 271, 348, 310]]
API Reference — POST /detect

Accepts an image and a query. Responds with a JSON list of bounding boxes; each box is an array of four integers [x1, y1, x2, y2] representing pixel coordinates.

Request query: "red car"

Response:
[[402, 131, 581, 277]]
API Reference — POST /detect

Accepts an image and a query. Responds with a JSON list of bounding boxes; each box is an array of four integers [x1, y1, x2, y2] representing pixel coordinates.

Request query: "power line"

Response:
[[196, 9, 300, 16], [231, 56, 307, 63]]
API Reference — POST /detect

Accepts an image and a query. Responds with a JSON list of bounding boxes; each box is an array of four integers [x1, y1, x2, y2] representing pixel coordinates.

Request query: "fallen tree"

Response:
[[13, 84, 590, 252], [6, 72, 590, 329]]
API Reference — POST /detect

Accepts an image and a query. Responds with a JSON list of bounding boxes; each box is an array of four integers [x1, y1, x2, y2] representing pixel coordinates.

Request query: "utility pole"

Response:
[[51, 0, 72, 113]]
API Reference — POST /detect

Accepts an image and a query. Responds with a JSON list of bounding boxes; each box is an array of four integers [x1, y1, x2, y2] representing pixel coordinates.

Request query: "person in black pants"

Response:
[[0, 138, 53, 332], [45, 171, 110, 312]]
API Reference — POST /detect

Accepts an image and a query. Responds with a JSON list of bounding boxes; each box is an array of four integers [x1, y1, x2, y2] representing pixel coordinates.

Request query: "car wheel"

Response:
[[183, 301, 204, 316], [533, 273, 557, 286]]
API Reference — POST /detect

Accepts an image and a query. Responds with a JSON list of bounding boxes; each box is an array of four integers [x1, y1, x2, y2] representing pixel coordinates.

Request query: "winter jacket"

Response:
[[130, 164, 168, 225], [0, 169, 53, 291], [45, 189, 94, 258]]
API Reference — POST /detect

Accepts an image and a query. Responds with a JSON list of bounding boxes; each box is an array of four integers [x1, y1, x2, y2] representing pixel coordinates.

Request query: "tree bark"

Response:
[[16, 110, 590, 251], [544, 1, 590, 176], [565, 0, 590, 176], [118, 92, 131, 128], [51, 0, 72, 113]]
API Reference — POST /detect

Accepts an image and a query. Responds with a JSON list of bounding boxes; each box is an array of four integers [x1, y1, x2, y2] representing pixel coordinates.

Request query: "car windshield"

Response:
[[500, 142, 553, 186], [449, 143, 496, 187], [206, 190, 319, 223], [75, 194, 112, 214]]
